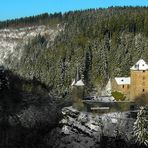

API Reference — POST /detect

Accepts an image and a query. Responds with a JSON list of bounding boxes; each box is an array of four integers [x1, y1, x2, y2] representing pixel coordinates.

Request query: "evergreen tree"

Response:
[[133, 106, 148, 146]]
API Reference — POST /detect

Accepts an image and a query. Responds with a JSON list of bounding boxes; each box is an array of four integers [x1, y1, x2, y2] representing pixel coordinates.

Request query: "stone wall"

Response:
[[130, 70, 148, 101], [111, 79, 130, 99]]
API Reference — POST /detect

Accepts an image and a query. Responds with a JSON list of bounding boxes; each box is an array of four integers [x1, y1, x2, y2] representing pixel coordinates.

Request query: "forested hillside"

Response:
[[0, 6, 148, 148], [2, 6, 148, 96], [0, 13, 62, 28]]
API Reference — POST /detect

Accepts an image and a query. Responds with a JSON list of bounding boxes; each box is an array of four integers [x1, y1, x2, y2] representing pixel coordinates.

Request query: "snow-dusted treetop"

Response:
[[130, 59, 148, 71]]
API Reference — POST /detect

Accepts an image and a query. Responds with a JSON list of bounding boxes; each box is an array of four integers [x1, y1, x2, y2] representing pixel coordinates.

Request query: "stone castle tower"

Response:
[[71, 67, 85, 110], [130, 59, 148, 101], [112, 59, 148, 102]]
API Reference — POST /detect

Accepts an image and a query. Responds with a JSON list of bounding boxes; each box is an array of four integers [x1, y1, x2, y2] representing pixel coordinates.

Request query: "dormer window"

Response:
[[142, 64, 145, 66], [135, 64, 139, 68]]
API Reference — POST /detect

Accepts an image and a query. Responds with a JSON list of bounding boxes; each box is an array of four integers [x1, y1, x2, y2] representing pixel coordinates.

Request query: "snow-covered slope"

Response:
[[0, 25, 63, 66]]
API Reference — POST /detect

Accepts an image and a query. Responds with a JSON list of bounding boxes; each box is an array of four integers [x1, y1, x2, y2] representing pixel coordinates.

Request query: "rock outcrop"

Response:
[[48, 107, 135, 148]]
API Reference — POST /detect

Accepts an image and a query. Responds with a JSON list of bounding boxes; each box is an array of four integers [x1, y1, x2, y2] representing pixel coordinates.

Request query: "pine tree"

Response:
[[133, 106, 148, 146]]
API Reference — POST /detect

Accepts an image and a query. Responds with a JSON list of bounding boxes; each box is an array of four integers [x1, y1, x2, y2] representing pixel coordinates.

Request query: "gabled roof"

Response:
[[130, 59, 148, 71], [71, 79, 84, 86], [75, 80, 84, 86], [71, 67, 84, 86], [115, 77, 131, 85]]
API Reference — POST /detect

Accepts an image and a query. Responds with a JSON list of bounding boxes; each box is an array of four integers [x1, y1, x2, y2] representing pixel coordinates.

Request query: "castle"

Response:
[[112, 59, 148, 101], [71, 59, 148, 106], [71, 59, 148, 112]]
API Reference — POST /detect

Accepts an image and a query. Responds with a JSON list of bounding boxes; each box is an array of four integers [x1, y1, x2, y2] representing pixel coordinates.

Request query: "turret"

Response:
[[71, 67, 85, 110], [130, 59, 148, 102]]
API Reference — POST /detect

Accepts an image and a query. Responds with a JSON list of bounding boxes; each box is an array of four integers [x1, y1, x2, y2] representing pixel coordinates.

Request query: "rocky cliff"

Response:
[[48, 107, 135, 148]]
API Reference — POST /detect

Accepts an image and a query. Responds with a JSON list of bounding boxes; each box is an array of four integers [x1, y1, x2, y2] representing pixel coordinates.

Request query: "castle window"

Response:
[[135, 64, 139, 68], [143, 70, 145, 72], [143, 89, 145, 92], [127, 85, 129, 89], [143, 76, 145, 80], [122, 85, 124, 88]]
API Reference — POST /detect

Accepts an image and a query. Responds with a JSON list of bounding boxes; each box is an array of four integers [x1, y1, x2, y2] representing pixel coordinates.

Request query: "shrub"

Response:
[[112, 91, 126, 101]]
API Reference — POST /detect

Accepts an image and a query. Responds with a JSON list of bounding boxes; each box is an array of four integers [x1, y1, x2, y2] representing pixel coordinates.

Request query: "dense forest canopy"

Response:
[[2, 6, 148, 95], [1, 6, 148, 35]]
